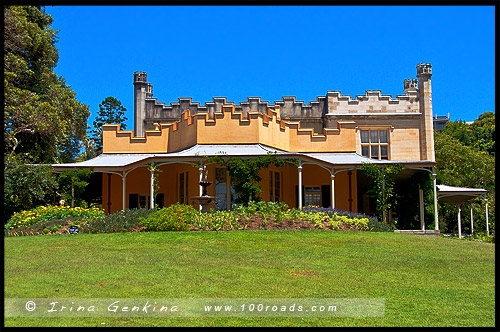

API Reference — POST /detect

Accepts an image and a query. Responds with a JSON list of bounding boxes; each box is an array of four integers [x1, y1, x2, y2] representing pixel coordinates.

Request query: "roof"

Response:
[[303, 152, 434, 167], [51, 153, 154, 171], [50, 144, 435, 172], [437, 184, 488, 204], [157, 144, 288, 157]]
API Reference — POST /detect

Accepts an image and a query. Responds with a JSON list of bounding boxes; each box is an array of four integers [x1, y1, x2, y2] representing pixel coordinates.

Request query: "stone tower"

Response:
[[133, 71, 148, 137], [416, 63, 435, 161]]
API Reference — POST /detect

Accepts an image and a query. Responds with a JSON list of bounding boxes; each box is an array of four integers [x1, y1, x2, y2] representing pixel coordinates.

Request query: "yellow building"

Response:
[[52, 63, 440, 231]]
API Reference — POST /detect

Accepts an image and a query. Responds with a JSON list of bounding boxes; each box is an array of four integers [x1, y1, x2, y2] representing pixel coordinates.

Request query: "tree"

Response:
[[360, 163, 404, 225], [434, 132, 495, 234], [469, 112, 495, 155], [4, 6, 90, 164], [435, 133, 494, 191], [440, 112, 495, 156], [441, 120, 471, 147], [89, 96, 128, 155], [57, 169, 94, 208]]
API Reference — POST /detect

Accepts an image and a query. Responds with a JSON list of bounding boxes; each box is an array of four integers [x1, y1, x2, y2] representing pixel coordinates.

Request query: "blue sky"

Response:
[[46, 5, 495, 131]]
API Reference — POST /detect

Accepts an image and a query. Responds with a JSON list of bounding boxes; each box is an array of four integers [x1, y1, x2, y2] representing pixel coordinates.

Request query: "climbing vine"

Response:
[[202, 152, 299, 205], [147, 162, 163, 209], [360, 163, 404, 224]]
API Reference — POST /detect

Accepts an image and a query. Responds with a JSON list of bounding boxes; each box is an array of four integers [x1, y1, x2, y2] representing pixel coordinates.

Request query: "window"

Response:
[[139, 195, 149, 209], [269, 170, 282, 202], [179, 171, 189, 204], [129, 193, 162, 209], [305, 186, 321, 206], [360, 129, 389, 160]]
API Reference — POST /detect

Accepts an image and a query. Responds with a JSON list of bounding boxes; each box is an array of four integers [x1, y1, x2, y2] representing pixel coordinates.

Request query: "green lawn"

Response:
[[4, 231, 495, 327]]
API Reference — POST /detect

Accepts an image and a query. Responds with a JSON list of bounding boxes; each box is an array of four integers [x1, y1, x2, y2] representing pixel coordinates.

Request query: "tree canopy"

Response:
[[4, 6, 90, 164], [440, 112, 495, 156], [88, 96, 128, 157]]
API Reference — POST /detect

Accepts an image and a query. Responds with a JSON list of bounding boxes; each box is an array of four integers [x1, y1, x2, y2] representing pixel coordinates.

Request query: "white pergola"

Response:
[[437, 184, 490, 238]]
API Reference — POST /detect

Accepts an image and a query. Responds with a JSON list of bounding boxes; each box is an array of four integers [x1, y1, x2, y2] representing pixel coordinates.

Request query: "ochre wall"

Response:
[[102, 173, 124, 214]]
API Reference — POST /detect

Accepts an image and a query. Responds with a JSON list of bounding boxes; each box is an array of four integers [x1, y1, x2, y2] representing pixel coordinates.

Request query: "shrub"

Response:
[[80, 208, 153, 234], [367, 217, 394, 232], [233, 201, 289, 223], [139, 203, 199, 232], [3, 158, 59, 223], [284, 206, 372, 231], [192, 209, 241, 231]]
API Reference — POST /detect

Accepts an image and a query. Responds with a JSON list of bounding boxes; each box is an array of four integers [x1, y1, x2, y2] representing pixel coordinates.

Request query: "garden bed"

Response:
[[5, 201, 389, 237]]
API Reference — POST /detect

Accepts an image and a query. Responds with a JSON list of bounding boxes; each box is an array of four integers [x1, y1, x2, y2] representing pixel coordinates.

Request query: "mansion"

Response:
[[53, 63, 440, 231]]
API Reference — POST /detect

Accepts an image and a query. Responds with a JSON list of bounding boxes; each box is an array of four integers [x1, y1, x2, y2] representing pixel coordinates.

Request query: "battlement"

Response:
[[103, 102, 358, 154], [134, 64, 432, 145], [133, 71, 148, 83], [417, 63, 432, 77], [325, 89, 419, 116], [404, 78, 418, 91]]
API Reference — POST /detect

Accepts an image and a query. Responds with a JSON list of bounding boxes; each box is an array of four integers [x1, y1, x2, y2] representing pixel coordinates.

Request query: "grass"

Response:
[[4, 231, 495, 327]]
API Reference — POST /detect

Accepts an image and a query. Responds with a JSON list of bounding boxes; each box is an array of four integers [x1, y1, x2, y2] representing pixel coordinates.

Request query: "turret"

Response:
[[416, 63, 434, 161], [403, 78, 418, 93], [133, 71, 149, 137]]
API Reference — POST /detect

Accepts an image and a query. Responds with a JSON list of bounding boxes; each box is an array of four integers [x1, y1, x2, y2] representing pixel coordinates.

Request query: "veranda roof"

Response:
[[50, 143, 436, 172]]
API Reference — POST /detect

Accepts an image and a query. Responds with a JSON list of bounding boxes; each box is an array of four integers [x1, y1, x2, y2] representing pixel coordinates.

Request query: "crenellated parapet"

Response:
[[326, 89, 419, 115], [144, 96, 274, 130], [103, 102, 357, 154]]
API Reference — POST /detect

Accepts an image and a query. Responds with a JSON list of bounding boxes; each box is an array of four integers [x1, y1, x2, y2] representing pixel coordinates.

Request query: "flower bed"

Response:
[[5, 205, 105, 235], [5, 202, 390, 236]]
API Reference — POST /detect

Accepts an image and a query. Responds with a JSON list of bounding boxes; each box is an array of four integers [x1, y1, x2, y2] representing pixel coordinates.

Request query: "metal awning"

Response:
[[437, 184, 490, 238], [437, 184, 488, 204]]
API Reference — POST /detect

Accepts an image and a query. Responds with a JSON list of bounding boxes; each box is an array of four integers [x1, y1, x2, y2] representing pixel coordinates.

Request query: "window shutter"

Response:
[[321, 185, 331, 208], [295, 185, 305, 208]]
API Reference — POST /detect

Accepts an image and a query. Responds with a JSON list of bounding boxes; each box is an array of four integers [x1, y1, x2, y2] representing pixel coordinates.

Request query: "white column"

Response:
[[457, 203, 462, 239], [199, 166, 203, 196], [330, 172, 335, 209], [150, 168, 155, 209], [470, 205, 474, 236], [432, 170, 439, 231], [485, 197, 490, 236], [419, 186, 425, 230], [198, 166, 203, 211], [122, 173, 127, 211], [298, 163, 303, 209]]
